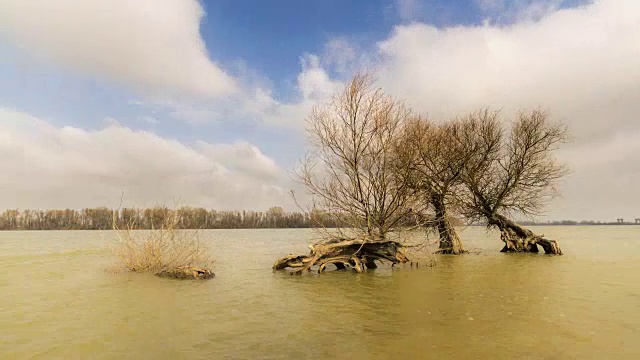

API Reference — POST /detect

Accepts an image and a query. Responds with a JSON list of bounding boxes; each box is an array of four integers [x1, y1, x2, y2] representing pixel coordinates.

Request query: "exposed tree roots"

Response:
[[492, 215, 563, 255], [273, 237, 410, 274]]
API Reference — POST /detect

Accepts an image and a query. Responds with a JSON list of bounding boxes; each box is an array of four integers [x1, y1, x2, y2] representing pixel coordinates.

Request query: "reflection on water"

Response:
[[1, 227, 639, 359]]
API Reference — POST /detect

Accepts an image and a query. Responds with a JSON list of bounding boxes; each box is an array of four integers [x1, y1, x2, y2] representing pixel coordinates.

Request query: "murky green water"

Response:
[[1, 227, 639, 359]]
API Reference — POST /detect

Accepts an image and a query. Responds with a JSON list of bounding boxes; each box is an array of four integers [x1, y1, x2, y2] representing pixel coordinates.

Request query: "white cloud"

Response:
[[0, 108, 292, 210], [248, 54, 343, 129], [322, 38, 357, 75], [374, 0, 640, 219], [122, 54, 344, 130], [297, 54, 344, 102], [104, 116, 121, 127], [377, 0, 640, 140], [0, 0, 236, 98], [150, 54, 344, 129]]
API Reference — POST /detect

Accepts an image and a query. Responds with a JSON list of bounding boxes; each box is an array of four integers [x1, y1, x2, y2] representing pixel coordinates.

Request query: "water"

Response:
[[1, 226, 638, 359]]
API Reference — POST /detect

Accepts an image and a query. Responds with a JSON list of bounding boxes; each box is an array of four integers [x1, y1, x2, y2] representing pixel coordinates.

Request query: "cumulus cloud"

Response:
[[125, 54, 351, 130], [0, 108, 292, 210], [374, 0, 640, 220], [377, 0, 640, 140], [251, 54, 344, 129], [322, 39, 357, 75], [296, 54, 344, 102], [0, 0, 236, 98], [153, 53, 344, 129]]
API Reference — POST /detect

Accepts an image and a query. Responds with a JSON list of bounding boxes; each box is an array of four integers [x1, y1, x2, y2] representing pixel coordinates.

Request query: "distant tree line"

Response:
[[0, 207, 346, 230], [0, 206, 462, 231], [519, 220, 639, 226]]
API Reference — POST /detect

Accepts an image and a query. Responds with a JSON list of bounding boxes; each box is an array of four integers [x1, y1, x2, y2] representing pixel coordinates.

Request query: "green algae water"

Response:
[[1, 227, 639, 359]]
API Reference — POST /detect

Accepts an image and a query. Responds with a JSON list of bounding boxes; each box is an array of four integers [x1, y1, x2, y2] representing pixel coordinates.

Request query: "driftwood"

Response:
[[273, 237, 410, 274], [155, 266, 215, 280]]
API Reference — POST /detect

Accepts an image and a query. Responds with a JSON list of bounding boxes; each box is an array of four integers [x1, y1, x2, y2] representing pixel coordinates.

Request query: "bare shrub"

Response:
[[111, 207, 214, 273]]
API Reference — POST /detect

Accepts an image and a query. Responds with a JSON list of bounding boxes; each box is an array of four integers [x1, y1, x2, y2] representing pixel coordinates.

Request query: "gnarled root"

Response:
[[273, 237, 410, 274], [500, 228, 563, 255]]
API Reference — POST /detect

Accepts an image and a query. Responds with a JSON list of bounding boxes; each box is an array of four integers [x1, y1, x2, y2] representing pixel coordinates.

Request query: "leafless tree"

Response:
[[275, 74, 428, 273], [400, 113, 502, 254], [297, 73, 426, 240], [460, 109, 568, 254]]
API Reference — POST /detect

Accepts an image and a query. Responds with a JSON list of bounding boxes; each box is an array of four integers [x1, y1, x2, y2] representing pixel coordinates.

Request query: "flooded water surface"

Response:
[[1, 227, 639, 359]]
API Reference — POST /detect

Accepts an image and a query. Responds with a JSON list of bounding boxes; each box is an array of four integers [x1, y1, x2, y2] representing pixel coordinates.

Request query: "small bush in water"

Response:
[[111, 208, 213, 273]]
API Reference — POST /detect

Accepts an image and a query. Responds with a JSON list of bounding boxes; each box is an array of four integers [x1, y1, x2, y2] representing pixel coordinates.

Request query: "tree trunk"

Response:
[[489, 214, 562, 255], [432, 195, 464, 254]]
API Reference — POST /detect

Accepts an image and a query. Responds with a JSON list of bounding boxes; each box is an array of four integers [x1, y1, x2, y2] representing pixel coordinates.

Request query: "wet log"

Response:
[[273, 237, 410, 274], [155, 266, 215, 280]]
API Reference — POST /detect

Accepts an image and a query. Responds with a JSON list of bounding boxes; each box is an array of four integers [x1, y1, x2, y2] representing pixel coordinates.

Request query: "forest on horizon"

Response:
[[0, 206, 336, 230], [0, 206, 633, 231]]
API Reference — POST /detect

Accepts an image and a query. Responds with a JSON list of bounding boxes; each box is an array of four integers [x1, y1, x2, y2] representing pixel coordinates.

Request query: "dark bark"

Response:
[[489, 214, 562, 255], [273, 237, 409, 274], [432, 195, 464, 254]]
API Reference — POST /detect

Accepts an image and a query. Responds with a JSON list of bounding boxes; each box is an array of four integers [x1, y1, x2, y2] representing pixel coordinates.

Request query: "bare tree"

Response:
[[298, 73, 424, 239], [460, 109, 568, 254], [274, 74, 426, 273], [400, 113, 501, 254]]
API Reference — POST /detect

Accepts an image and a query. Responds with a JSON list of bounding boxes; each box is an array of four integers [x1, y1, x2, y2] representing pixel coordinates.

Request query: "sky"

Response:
[[0, 0, 638, 221]]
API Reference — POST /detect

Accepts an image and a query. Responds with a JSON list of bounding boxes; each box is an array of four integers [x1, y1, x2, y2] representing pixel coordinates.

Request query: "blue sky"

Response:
[[1, 0, 639, 219]]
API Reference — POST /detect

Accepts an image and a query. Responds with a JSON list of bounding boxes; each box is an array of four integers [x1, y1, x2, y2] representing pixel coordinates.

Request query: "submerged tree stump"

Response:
[[155, 266, 215, 280], [273, 237, 410, 274]]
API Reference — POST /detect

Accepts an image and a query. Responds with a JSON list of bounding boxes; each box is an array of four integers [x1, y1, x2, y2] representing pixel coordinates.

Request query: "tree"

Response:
[[297, 73, 423, 239], [274, 74, 422, 273], [400, 114, 499, 254], [266, 206, 285, 228], [460, 109, 568, 254]]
